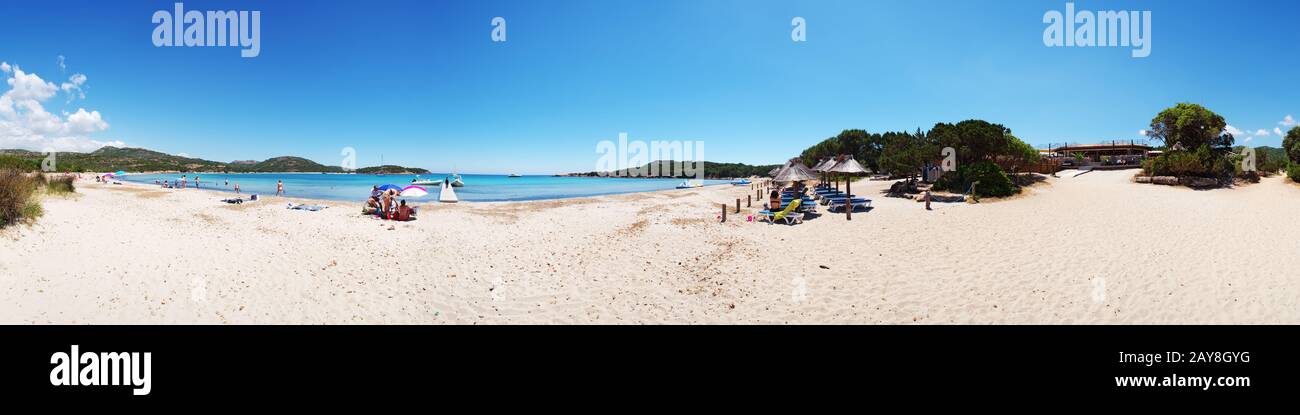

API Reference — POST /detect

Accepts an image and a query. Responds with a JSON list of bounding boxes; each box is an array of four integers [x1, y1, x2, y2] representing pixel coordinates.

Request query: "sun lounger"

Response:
[[827, 198, 872, 212], [758, 199, 803, 225], [820, 194, 856, 205]]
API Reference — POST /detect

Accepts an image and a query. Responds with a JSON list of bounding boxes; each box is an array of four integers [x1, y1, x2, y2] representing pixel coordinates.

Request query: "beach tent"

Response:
[[772, 158, 818, 184], [825, 156, 871, 220]]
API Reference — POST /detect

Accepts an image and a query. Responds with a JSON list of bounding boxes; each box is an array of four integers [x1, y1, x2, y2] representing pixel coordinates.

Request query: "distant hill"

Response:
[[0, 146, 389, 173], [354, 165, 431, 174], [566, 160, 779, 179], [239, 156, 344, 173]]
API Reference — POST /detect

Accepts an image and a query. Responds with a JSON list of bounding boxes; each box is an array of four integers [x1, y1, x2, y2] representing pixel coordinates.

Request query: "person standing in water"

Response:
[[234, 182, 241, 194], [195, 175, 201, 189], [276, 180, 284, 196]]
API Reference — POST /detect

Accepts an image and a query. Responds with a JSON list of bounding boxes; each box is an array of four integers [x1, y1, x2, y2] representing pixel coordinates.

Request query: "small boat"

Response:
[[411, 175, 441, 186], [675, 180, 703, 189], [449, 173, 465, 187], [730, 178, 751, 186], [508, 173, 522, 178]]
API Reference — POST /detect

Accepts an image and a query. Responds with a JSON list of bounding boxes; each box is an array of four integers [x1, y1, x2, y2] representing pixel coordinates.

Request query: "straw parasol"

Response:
[[771, 158, 819, 184], [811, 158, 835, 186], [825, 155, 871, 220]]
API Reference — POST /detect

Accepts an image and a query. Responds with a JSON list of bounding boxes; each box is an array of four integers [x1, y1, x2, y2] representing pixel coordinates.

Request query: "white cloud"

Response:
[[1254, 129, 1269, 137], [57, 55, 66, 72], [1281, 115, 1297, 127], [5, 65, 58, 101], [1138, 129, 1148, 136], [1276, 127, 1285, 136], [0, 62, 120, 152], [1225, 125, 1246, 137], [0, 62, 10, 73], [60, 73, 87, 101], [65, 108, 107, 133]]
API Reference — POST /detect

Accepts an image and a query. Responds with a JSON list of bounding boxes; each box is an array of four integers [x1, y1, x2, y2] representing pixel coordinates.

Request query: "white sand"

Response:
[[2, 170, 1298, 324]]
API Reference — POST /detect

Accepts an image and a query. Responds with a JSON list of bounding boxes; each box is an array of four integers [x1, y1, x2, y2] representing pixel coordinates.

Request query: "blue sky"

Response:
[[1, 0, 1297, 174]]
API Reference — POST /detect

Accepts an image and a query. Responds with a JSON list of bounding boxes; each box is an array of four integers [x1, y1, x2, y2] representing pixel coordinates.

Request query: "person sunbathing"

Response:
[[395, 200, 415, 221], [765, 190, 780, 210]]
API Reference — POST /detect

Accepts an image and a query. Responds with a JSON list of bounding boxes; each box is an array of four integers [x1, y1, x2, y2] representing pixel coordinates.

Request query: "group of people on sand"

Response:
[[364, 185, 416, 221]]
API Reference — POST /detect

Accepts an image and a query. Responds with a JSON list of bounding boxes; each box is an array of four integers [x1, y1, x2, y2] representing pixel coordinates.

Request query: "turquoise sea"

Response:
[[119, 173, 731, 202]]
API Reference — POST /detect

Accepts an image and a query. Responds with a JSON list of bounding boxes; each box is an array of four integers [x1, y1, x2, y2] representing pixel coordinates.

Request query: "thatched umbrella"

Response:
[[772, 158, 819, 184], [810, 158, 834, 187], [825, 155, 871, 220]]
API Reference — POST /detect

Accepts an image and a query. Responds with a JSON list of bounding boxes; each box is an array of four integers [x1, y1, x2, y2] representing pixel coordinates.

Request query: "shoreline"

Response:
[[114, 174, 740, 204]]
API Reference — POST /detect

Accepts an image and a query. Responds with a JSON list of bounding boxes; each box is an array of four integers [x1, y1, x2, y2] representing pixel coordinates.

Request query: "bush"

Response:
[[1289, 164, 1300, 182], [935, 160, 1015, 197], [46, 175, 75, 194], [1143, 145, 1233, 179], [0, 169, 39, 228], [0, 155, 38, 171]]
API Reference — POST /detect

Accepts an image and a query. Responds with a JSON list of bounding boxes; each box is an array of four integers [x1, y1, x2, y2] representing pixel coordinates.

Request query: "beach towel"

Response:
[[288, 204, 327, 211]]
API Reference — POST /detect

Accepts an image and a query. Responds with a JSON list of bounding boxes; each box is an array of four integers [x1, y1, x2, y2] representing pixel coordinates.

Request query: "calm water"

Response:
[[119, 173, 731, 202]]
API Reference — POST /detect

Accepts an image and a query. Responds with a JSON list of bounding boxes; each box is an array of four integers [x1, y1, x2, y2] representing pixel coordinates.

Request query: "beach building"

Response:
[[1050, 140, 1154, 169]]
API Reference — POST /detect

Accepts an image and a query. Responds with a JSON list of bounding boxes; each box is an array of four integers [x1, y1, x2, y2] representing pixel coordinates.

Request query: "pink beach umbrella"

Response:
[[400, 185, 429, 198]]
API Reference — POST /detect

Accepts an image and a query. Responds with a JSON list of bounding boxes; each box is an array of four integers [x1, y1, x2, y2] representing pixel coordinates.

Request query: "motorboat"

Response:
[[411, 175, 441, 186]]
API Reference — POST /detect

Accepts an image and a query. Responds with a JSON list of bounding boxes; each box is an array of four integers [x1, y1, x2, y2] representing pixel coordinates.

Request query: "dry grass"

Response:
[[0, 169, 39, 228]]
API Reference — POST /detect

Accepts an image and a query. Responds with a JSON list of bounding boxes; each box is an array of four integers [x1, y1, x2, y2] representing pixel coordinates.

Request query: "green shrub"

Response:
[[1289, 164, 1300, 182], [1143, 145, 1233, 180], [0, 155, 38, 171], [935, 160, 1015, 197]]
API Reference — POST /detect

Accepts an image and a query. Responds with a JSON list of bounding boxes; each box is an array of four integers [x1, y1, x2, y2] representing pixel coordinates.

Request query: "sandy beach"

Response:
[[2, 170, 1298, 324]]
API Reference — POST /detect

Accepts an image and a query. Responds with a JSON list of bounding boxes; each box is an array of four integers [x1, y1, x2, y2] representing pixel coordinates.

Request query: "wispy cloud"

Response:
[[1280, 115, 1297, 127]]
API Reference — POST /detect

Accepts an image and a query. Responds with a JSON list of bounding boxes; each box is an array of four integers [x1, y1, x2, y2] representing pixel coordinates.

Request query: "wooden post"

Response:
[[846, 177, 852, 221], [736, 199, 741, 213], [747, 195, 751, 207], [721, 204, 726, 223]]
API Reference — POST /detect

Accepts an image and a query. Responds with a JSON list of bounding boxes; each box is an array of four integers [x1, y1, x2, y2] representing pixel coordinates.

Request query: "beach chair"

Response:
[[827, 198, 872, 212], [820, 193, 853, 205], [758, 199, 803, 225]]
